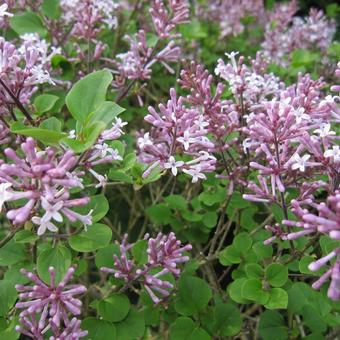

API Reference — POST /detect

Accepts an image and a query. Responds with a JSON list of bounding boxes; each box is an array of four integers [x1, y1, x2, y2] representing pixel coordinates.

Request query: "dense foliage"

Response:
[[0, 0, 339, 339]]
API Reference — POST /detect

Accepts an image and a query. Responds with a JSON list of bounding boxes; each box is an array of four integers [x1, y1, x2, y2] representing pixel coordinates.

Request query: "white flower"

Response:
[[81, 209, 93, 231], [138, 132, 152, 150], [41, 197, 63, 222], [164, 156, 184, 176], [177, 131, 197, 151], [89, 168, 108, 188], [29, 65, 55, 85], [183, 166, 207, 183], [225, 51, 239, 71], [0, 183, 13, 212], [313, 123, 336, 138], [94, 143, 115, 158], [324, 145, 340, 163], [112, 117, 127, 134], [194, 115, 209, 131], [294, 107, 310, 124], [32, 216, 58, 236], [0, 4, 13, 18], [291, 154, 311, 172], [68, 130, 76, 139], [242, 138, 253, 153], [111, 149, 123, 161], [103, 16, 118, 29]]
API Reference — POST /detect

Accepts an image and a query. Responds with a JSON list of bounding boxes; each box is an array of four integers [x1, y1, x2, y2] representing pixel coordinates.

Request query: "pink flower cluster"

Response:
[[0, 36, 56, 117], [110, 0, 189, 99], [15, 266, 87, 339], [0, 137, 92, 235], [138, 86, 216, 183], [197, 0, 264, 38], [239, 63, 340, 299], [101, 232, 192, 304], [262, 1, 336, 66]]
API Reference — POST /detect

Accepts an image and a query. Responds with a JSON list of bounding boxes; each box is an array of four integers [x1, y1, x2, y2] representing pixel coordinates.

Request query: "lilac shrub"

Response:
[[0, 0, 339, 339]]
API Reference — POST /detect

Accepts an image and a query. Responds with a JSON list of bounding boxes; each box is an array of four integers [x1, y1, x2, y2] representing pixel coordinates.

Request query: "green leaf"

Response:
[[89, 101, 125, 126], [10, 12, 47, 37], [37, 244, 72, 284], [228, 278, 251, 304], [11, 122, 66, 144], [213, 304, 242, 336], [66, 70, 113, 123], [245, 263, 263, 279], [219, 245, 241, 265], [115, 308, 145, 340], [108, 169, 133, 184], [146, 204, 172, 225], [164, 195, 188, 210], [131, 240, 148, 265], [233, 232, 252, 253], [82, 317, 116, 340], [264, 288, 288, 310], [14, 230, 39, 244], [259, 311, 288, 340], [241, 278, 270, 304], [95, 244, 120, 269], [68, 223, 112, 252], [39, 117, 62, 132], [202, 211, 218, 229], [0, 316, 20, 340], [175, 275, 212, 316], [169, 317, 211, 340], [266, 263, 288, 287], [0, 281, 17, 317], [74, 195, 109, 223], [0, 239, 26, 266], [34, 94, 59, 115], [42, 0, 61, 19], [122, 153, 137, 171], [63, 121, 106, 153], [253, 241, 273, 260], [98, 294, 130, 322]]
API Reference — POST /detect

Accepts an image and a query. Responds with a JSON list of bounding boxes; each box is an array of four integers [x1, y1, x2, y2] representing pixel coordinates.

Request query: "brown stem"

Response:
[[0, 78, 35, 125]]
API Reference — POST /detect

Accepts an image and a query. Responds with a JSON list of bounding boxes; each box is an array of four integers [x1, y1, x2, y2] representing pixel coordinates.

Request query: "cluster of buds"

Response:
[[241, 63, 340, 300], [197, 0, 264, 38], [215, 51, 281, 111], [150, 0, 190, 38], [15, 266, 87, 339], [0, 137, 92, 235], [138, 87, 216, 183], [0, 36, 56, 117], [262, 1, 336, 66], [101, 232, 192, 304], [110, 0, 189, 99], [61, 0, 118, 38]]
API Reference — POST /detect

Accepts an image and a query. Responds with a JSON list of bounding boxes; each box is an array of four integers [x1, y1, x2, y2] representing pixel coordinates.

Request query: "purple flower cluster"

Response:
[[110, 0, 189, 100], [197, 0, 264, 38], [101, 232, 192, 304], [138, 86, 216, 182], [262, 1, 336, 66], [0, 137, 92, 235], [0, 36, 56, 117], [15, 266, 87, 339]]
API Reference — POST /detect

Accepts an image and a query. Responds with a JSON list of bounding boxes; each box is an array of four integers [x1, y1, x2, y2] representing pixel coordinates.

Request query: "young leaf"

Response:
[[11, 122, 66, 144], [265, 263, 288, 287], [68, 223, 112, 252], [10, 12, 47, 37], [98, 294, 130, 323], [34, 94, 59, 115], [37, 245, 72, 284], [169, 317, 211, 340], [65, 70, 113, 123]]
